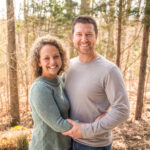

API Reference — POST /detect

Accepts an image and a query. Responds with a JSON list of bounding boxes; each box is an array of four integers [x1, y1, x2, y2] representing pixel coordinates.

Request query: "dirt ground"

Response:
[[112, 112, 150, 149], [112, 99, 150, 150]]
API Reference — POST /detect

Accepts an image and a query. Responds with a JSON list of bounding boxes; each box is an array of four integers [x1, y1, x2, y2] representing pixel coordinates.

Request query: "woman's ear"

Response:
[[38, 60, 41, 67]]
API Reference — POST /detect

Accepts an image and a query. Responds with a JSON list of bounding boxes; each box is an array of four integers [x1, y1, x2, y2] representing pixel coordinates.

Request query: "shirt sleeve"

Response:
[[81, 66, 130, 138], [30, 82, 72, 132]]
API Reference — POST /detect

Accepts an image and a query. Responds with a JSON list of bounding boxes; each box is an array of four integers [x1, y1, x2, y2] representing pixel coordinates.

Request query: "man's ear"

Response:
[[96, 34, 98, 40], [72, 34, 74, 41]]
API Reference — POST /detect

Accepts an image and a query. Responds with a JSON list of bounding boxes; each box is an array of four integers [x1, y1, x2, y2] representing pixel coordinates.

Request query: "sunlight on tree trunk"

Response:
[[80, 0, 90, 14], [116, 0, 123, 68], [24, 0, 29, 111], [135, 0, 150, 120], [6, 0, 20, 126]]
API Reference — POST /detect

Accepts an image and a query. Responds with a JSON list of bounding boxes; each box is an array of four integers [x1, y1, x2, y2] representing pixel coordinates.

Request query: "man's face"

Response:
[[72, 23, 97, 54]]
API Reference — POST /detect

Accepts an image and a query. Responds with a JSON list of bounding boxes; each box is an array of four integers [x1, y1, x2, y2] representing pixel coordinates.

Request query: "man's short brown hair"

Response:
[[72, 15, 98, 35]]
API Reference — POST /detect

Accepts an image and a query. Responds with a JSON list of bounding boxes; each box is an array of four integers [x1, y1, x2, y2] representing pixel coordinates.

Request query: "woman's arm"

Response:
[[29, 82, 72, 132]]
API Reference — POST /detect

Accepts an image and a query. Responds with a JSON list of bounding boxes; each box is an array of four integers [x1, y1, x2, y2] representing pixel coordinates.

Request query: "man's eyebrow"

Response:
[[42, 55, 49, 57]]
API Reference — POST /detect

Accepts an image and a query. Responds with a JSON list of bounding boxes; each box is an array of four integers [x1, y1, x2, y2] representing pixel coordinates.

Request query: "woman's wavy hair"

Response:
[[30, 35, 67, 80]]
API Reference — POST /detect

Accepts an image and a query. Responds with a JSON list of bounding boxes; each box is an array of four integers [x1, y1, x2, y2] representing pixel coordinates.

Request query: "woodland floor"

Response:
[[0, 91, 150, 150]]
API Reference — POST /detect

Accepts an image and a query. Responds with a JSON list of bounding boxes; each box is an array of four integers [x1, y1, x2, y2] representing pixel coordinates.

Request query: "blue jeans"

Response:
[[69, 140, 112, 150]]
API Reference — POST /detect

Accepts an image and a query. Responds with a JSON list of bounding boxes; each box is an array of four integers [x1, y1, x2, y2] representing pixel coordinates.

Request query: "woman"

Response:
[[29, 35, 72, 150]]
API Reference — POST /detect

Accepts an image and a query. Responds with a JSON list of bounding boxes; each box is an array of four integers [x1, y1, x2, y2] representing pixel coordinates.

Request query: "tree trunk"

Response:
[[91, 0, 95, 9], [65, 0, 75, 58], [80, 0, 90, 14], [138, 0, 142, 16], [66, 0, 73, 14], [24, 0, 29, 111], [144, 66, 150, 101], [122, 0, 132, 78], [116, 0, 123, 68], [135, 24, 149, 120], [6, 0, 20, 126], [106, 0, 115, 59], [135, 0, 150, 120]]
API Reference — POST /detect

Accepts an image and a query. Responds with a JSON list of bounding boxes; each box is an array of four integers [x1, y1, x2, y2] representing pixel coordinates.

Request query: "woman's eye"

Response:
[[44, 57, 49, 60], [54, 55, 59, 59]]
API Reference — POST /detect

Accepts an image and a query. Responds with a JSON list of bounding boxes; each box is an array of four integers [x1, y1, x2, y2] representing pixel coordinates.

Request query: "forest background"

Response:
[[0, 0, 150, 149]]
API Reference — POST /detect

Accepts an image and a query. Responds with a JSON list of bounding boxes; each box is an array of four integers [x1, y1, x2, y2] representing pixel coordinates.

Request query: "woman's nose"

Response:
[[50, 58, 56, 65]]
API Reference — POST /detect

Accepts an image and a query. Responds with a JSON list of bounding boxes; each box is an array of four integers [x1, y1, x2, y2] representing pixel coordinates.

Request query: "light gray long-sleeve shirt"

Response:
[[65, 55, 130, 147]]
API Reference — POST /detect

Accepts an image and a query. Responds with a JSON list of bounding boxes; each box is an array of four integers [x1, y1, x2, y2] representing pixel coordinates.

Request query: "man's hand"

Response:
[[62, 119, 83, 139]]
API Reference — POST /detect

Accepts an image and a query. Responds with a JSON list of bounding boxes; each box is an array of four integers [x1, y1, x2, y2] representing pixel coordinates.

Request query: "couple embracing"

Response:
[[29, 15, 130, 150]]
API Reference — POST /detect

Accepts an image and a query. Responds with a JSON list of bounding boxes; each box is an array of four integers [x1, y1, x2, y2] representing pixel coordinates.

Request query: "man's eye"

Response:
[[76, 34, 81, 36], [87, 34, 92, 36]]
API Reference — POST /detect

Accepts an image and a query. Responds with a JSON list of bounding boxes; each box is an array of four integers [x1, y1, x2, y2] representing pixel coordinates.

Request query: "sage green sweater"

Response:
[[29, 76, 72, 150]]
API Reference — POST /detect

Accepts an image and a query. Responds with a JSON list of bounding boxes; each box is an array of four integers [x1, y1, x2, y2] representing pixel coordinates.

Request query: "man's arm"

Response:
[[80, 66, 130, 138], [62, 114, 106, 138], [63, 66, 129, 138]]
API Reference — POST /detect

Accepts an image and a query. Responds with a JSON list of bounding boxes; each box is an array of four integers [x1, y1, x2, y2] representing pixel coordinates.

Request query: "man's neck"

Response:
[[79, 51, 99, 62]]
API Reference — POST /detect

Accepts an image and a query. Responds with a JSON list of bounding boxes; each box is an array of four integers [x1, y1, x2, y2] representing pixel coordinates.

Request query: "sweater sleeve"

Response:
[[30, 82, 72, 132], [81, 66, 130, 138]]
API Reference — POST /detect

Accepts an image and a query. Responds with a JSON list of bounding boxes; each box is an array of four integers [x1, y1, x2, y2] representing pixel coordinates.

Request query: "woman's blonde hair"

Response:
[[30, 35, 67, 80]]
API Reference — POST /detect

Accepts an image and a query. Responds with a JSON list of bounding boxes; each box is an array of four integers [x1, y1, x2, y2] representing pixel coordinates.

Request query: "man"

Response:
[[62, 15, 130, 150]]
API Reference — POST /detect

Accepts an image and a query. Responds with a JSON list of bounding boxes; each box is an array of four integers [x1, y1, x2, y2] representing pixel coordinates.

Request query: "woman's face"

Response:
[[38, 44, 62, 79]]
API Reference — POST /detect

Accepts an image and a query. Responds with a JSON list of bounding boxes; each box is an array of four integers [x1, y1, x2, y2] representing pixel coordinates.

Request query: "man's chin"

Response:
[[77, 49, 92, 54]]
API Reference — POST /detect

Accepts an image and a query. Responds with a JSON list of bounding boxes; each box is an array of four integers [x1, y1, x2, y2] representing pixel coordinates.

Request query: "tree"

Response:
[[106, 0, 115, 59], [6, 0, 20, 125], [80, 0, 91, 14], [135, 0, 150, 120], [24, 0, 29, 111], [65, 0, 73, 14], [116, 0, 123, 68]]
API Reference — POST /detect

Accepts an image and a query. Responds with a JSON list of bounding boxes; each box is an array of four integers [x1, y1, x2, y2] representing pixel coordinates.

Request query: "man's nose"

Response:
[[81, 35, 88, 41]]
